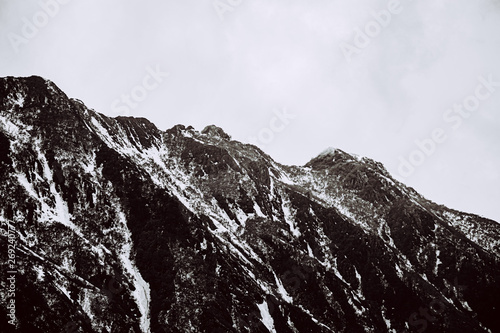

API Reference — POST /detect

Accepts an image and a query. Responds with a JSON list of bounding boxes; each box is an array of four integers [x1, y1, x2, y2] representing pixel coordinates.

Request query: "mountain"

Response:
[[0, 76, 499, 333]]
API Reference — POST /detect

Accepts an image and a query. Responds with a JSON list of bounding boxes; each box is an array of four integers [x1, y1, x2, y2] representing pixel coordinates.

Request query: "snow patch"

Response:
[[381, 307, 396, 333], [257, 301, 276, 333], [33, 266, 45, 282], [307, 243, 314, 257], [281, 197, 301, 237], [13, 93, 25, 107], [254, 202, 266, 217], [434, 248, 441, 275], [273, 272, 293, 303], [279, 172, 295, 185], [114, 203, 151, 333]]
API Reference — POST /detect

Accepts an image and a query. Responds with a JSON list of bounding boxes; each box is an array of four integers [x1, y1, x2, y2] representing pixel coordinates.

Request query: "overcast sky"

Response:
[[1, 0, 499, 222]]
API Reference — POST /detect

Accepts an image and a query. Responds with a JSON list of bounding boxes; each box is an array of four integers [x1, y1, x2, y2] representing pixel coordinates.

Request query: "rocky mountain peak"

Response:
[[201, 124, 232, 141], [304, 146, 358, 169], [0, 76, 66, 108]]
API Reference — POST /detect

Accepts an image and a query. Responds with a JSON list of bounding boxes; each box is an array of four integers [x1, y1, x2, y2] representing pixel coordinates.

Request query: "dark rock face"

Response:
[[0, 76, 499, 333], [201, 125, 232, 141]]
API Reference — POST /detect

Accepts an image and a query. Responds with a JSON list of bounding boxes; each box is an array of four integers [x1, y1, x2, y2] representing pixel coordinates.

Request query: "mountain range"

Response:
[[0, 76, 499, 332]]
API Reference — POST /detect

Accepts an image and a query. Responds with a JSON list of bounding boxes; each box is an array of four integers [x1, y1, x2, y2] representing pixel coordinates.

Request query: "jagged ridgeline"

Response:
[[0, 76, 499, 333]]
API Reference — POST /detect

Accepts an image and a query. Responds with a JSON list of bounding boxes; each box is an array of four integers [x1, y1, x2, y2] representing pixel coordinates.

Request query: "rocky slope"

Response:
[[0, 76, 499, 333]]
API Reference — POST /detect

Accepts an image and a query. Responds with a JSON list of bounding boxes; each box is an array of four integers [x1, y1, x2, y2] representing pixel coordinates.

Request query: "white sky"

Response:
[[1, 0, 499, 222]]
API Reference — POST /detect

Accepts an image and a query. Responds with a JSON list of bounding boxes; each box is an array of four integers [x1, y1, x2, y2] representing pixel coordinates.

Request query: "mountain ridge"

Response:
[[1, 75, 499, 332]]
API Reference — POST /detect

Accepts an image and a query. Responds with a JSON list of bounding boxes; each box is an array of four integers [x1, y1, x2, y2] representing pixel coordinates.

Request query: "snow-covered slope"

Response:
[[1, 76, 499, 333]]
